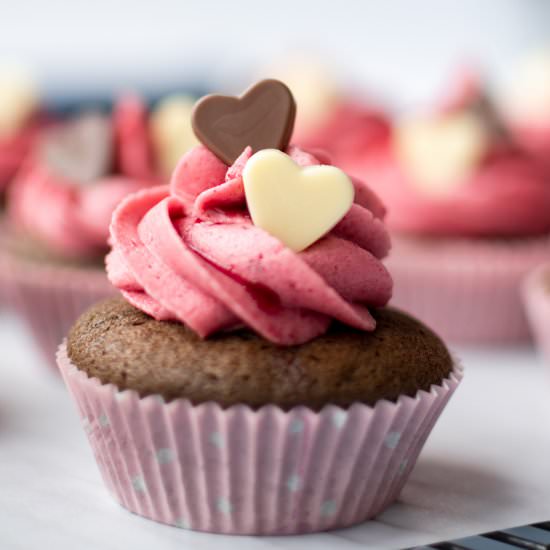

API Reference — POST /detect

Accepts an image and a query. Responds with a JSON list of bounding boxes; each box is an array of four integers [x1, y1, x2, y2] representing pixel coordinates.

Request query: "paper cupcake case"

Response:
[[523, 263, 550, 366], [386, 235, 550, 345], [57, 344, 462, 535], [0, 248, 115, 370]]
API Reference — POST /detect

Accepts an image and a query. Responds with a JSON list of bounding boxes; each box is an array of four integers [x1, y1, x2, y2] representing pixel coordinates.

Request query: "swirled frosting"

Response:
[[8, 96, 158, 258], [107, 145, 393, 345]]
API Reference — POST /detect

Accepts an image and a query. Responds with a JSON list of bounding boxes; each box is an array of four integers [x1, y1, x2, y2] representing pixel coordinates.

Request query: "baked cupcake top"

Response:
[[8, 95, 161, 260], [107, 79, 393, 345], [368, 68, 550, 238], [68, 297, 452, 409]]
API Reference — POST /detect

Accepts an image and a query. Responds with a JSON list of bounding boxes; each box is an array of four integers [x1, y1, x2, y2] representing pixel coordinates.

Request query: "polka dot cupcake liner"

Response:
[[386, 234, 550, 345], [57, 343, 462, 535], [523, 263, 550, 367], [0, 246, 115, 370]]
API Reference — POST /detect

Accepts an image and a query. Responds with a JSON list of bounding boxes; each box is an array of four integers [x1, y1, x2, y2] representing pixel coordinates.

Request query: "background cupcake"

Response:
[[363, 69, 550, 344], [0, 63, 46, 202], [58, 81, 462, 535], [0, 94, 162, 369]]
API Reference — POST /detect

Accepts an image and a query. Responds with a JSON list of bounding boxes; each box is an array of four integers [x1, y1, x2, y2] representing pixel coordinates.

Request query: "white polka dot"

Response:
[[320, 500, 337, 517], [98, 413, 110, 427], [114, 392, 127, 402], [174, 518, 191, 529], [82, 418, 92, 434], [155, 448, 174, 465], [289, 419, 304, 434], [332, 410, 347, 429], [286, 474, 302, 492], [209, 432, 224, 449], [153, 395, 165, 404], [131, 475, 147, 493], [384, 431, 401, 449], [216, 496, 232, 516]]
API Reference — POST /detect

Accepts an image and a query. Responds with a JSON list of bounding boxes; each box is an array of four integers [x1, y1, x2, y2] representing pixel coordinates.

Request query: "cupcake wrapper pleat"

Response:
[[57, 343, 462, 535], [523, 263, 550, 366], [386, 235, 550, 344], [0, 247, 115, 370]]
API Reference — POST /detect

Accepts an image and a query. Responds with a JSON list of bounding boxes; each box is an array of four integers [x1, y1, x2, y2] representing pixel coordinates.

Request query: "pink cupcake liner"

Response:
[[0, 246, 116, 370], [523, 263, 550, 366], [57, 343, 462, 535], [386, 234, 550, 345]]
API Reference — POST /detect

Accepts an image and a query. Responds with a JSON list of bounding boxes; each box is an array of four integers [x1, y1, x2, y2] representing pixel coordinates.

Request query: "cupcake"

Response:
[[57, 79, 462, 534], [364, 69, 550, 344], [523, 263, 550, 367], [0, 94, 161, 368]]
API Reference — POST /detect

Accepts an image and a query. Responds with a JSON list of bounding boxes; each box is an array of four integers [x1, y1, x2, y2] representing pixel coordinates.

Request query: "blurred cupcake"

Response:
[[0, 63, 45, 201], [523, 263, 550, 367], [57, 80, 461, 535], [500, 48, 550, 170], [0, 95, 161, 368], [365, 69, 550, 344], [262, 55, 390, 174]]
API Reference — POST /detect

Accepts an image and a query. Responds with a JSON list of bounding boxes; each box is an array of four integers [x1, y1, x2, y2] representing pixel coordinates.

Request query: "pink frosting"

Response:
[[365, 144, 550, 237], [8, 97, 159, 258], [107, 145, 393, 345], [0, 118, 45, 193]]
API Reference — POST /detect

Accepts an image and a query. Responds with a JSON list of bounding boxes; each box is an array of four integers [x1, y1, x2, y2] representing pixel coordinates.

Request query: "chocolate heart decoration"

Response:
[[192, 79, 296, 165], [39, 112, 113, 183]]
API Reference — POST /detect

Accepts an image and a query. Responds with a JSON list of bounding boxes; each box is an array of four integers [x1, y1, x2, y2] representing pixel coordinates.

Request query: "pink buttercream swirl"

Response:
[[107, 145, 393, 345], [8, 96, 159, 258]]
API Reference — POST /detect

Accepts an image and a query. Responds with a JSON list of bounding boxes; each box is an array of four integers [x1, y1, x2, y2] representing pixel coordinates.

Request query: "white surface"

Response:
[[1, 310, 550, 550]]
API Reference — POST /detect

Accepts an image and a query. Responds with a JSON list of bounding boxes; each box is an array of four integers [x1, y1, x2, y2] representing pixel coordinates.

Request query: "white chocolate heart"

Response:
[[243, 149, 354, 252], [395, 112, 488, 196]]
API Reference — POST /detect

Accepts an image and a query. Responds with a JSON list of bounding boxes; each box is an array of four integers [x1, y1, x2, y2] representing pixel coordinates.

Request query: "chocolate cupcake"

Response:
[[57, 80, 462, 535]]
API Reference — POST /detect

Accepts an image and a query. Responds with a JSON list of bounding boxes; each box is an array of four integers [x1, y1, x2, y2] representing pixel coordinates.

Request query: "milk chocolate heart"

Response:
[[192, 79, 296, 165], [39, 112, 113, 183], [243, 149, 354, 252]]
